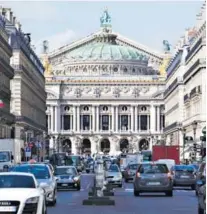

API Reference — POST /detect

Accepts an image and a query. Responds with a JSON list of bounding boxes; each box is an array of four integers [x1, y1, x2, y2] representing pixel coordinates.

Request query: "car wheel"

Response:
[[118, 184, 122, 188], [125, 179, 128, 183], [198, 206, 204, 214], [166, 191, 173, 197], [50, 190, 57, 206], [77, 185, 81, 191], [191, 184, 196, 190], [86, 170, 89, 174], [42, 202, 47, 214], [134, 189, 140, 197]]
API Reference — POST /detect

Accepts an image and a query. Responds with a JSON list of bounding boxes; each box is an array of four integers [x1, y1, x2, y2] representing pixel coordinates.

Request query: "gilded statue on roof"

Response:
[[42, 55, 53, 76]]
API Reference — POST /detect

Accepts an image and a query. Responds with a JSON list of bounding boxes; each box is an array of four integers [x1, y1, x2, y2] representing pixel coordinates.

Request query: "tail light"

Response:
[[136, 172, 141, 178], [167, 172, 172, 179]]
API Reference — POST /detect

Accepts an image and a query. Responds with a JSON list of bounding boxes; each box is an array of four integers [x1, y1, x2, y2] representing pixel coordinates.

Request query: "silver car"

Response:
[[171, 165, 196, 189], [11, 164, 57, 206], [105, 164, 123, 188], [55, 166, 81, 190], [133, 162, 173, 196]]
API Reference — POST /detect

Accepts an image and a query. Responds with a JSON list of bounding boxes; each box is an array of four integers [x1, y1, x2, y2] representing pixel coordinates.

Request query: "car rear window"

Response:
[[108, 165, 119, 172], [138, 164, 169, 174], [174, 165, 194, 172], [129, 164, 139, 170]]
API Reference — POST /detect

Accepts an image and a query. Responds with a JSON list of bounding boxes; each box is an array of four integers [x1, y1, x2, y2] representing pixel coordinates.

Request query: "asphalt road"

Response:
[[48, 173, 198, 214]]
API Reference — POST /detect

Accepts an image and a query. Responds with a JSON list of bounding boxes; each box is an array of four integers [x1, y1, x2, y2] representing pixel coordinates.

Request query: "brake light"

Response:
[[136, 172, 140, 178], [167, 172, 172, 179]]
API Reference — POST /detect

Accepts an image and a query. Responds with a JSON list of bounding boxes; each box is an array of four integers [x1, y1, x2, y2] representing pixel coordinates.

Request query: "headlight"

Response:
[[73, 176, 79, 182], [26, 197, 39, 204]]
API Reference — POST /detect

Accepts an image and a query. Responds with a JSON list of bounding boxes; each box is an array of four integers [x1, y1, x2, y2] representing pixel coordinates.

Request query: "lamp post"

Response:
[[181, 128, 186, 163], [52, 136, 56, 154], [192, 121, 198, 160]]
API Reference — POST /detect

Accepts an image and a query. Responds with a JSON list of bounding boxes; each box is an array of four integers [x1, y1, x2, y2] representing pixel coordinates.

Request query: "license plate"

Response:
[[148, 182, 160, 185], [181, 175, 189, 178], [0, 206, 16, 212], [61, 184, 68, 186]]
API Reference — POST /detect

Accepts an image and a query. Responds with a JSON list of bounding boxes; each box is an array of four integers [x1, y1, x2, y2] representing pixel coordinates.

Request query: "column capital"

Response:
[[73, 104, 80, 107]]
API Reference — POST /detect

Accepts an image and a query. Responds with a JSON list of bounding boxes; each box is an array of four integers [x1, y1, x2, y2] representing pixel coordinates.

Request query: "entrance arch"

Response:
[[100, 139, 110, 153], [82, 138, 91, 154], [119, 138, 129, 152], [62, 139, 72, 153], [139, 138, 149, 151]]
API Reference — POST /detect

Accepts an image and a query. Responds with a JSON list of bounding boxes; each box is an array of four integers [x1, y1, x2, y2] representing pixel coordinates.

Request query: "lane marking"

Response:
[[124, 188, 195, 193]]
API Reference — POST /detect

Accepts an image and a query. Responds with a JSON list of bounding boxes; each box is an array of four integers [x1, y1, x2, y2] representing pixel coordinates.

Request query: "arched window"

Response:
[[122, 106, 127, 111], [141, 106, 147, 111], [83, 106, 89, 111], [124, 68, 128, 73], [132, 68, 136, 73], [103, 106, 108, 111], [64, 106, 70, 111], [113, 67, 118, 72]]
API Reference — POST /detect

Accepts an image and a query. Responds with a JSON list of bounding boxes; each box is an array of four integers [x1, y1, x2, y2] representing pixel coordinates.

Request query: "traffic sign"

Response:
[[25, 147, 31, 158], [25, 147, 31, 152]]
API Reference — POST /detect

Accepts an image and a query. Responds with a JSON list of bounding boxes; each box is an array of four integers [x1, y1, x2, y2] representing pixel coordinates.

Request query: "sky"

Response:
[[0, 1, 203, 55]]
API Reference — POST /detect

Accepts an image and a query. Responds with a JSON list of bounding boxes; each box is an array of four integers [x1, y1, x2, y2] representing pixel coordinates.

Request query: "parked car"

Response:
[[171, 165, 196, 189], [10, 163, 57, 206], [133, 162, 173, 197], [0, 172, 47, 214]]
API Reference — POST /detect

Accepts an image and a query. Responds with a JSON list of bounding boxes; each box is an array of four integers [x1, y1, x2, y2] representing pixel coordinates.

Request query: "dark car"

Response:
[[124, 163, 139, 183], [171, 165, 196, 189], [196, 162, 206, 196], [133, 162, 173, 197], [55, 166, 81, 190], [198, 183, 206, 214]]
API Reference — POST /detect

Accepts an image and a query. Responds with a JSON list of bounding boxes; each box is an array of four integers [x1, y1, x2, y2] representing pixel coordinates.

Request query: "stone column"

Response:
[[73, 106, 76, 132], [131, 106, 134, 132], [51, 106, 54, 132], [92, 105, 96, 132], [147, 115, 150, 131], [135, 105, 138, 132], [61, 115, 64, 131], [96, 106, 99, 132], [115, 106, 118, 132], [55, 106, 58, 132], [70, 115, 72, 131], [77, 106, 80, 132], [150, 104, 156, 133], [111, 105, 115, 132], [157, 106, 160, 132], [47, 114, 51, 131]]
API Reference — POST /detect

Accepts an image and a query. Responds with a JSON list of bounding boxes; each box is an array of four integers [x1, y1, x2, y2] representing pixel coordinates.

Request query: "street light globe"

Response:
[[192, 121, 198, 130]]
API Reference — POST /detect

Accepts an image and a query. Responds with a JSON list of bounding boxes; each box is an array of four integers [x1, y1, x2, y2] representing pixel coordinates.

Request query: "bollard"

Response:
[[83, 160, 115, 205]]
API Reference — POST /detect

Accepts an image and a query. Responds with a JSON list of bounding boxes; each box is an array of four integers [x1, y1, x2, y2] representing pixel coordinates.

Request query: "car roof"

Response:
[[55, 166, 75, 169], [0, 172, 34, 177], [16, 164, 47, 167]]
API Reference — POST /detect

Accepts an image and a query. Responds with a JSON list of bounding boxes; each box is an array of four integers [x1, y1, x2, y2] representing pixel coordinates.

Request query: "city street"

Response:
[[48, 173, 198, 214]]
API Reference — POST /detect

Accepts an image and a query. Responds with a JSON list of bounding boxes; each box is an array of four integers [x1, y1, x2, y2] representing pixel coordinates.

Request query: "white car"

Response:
[[0, 172, 47, 214]]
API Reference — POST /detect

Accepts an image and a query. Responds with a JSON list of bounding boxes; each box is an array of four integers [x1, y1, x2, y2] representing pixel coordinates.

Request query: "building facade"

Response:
[[0, 8, 47, 144], [164, 2, 206, 161], [0, 11, 14, 138], [44, 10, 166, 155]]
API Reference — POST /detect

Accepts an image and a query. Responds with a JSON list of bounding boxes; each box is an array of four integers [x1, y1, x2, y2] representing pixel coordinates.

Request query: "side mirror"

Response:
[[54, 176, 59, 181]]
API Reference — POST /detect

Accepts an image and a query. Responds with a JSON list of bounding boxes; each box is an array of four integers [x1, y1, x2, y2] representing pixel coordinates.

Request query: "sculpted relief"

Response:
[[47, 92, 56, 99]]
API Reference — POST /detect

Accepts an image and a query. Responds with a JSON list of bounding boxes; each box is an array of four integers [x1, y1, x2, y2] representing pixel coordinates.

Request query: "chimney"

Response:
[[13, 16, 16, 25], [15, 21, 21, 31], [5, 8, 11, 20], [9, 11, 13, 23]]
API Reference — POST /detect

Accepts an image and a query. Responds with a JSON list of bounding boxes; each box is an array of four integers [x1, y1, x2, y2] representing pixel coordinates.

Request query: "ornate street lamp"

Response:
[[181, 128, 186, 162], [192, 121, 198, 142]]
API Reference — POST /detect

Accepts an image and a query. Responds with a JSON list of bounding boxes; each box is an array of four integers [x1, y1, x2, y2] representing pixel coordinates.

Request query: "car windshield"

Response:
[[174, 165, 194, 172], [0, 152, 10, 162], [108, 165, 119, 172], [139, 164, 169, 174], [55, 167, 77, 175], [129, 164, 139, 170], [11, 165, 50, 179], [0, 175, 36, 188]]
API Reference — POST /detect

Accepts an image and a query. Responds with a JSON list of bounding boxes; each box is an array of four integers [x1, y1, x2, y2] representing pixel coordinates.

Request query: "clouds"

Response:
[[33, 29, 77, 54]]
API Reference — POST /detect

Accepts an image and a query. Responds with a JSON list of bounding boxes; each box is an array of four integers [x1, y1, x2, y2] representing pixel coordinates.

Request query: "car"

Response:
[[198, 183, 206, 214], [10, 163, 57, 206], [196, 162, 206, 196], [171, 165, 196, 189], [105, 164, 123, 188], [55, 166, 81, 190], [133, 162, 173, 197], [124, 163, 139, 183], [0, 172, 47, 214]]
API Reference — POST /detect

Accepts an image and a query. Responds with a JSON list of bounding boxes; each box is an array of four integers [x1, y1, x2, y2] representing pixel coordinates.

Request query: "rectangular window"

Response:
[[63, 115, 70, 130], [140, 115, 147, 131], [102, 115, 109, 130], [83, 115, 90, 130], [121, 115, 128, 130]]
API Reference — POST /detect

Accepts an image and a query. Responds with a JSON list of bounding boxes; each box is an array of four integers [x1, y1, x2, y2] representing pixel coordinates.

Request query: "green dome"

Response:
[[68, 42, 149, 62]]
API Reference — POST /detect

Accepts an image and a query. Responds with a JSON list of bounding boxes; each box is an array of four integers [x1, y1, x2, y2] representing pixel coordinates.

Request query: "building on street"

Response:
[[0, 11, 15, 139], [164, 2, 206, 162], [44, 10, 167, 155], [0, 8, 47, 149]]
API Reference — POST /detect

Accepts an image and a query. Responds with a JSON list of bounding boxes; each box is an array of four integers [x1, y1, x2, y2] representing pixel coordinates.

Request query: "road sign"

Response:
[[25, 147, 31, 158], [25, 147, 31, 152]]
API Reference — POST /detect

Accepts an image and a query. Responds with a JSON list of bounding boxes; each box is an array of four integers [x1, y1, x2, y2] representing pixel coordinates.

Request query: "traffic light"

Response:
[[193, 143, 197, 151], [200, 136, 206, 141]]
